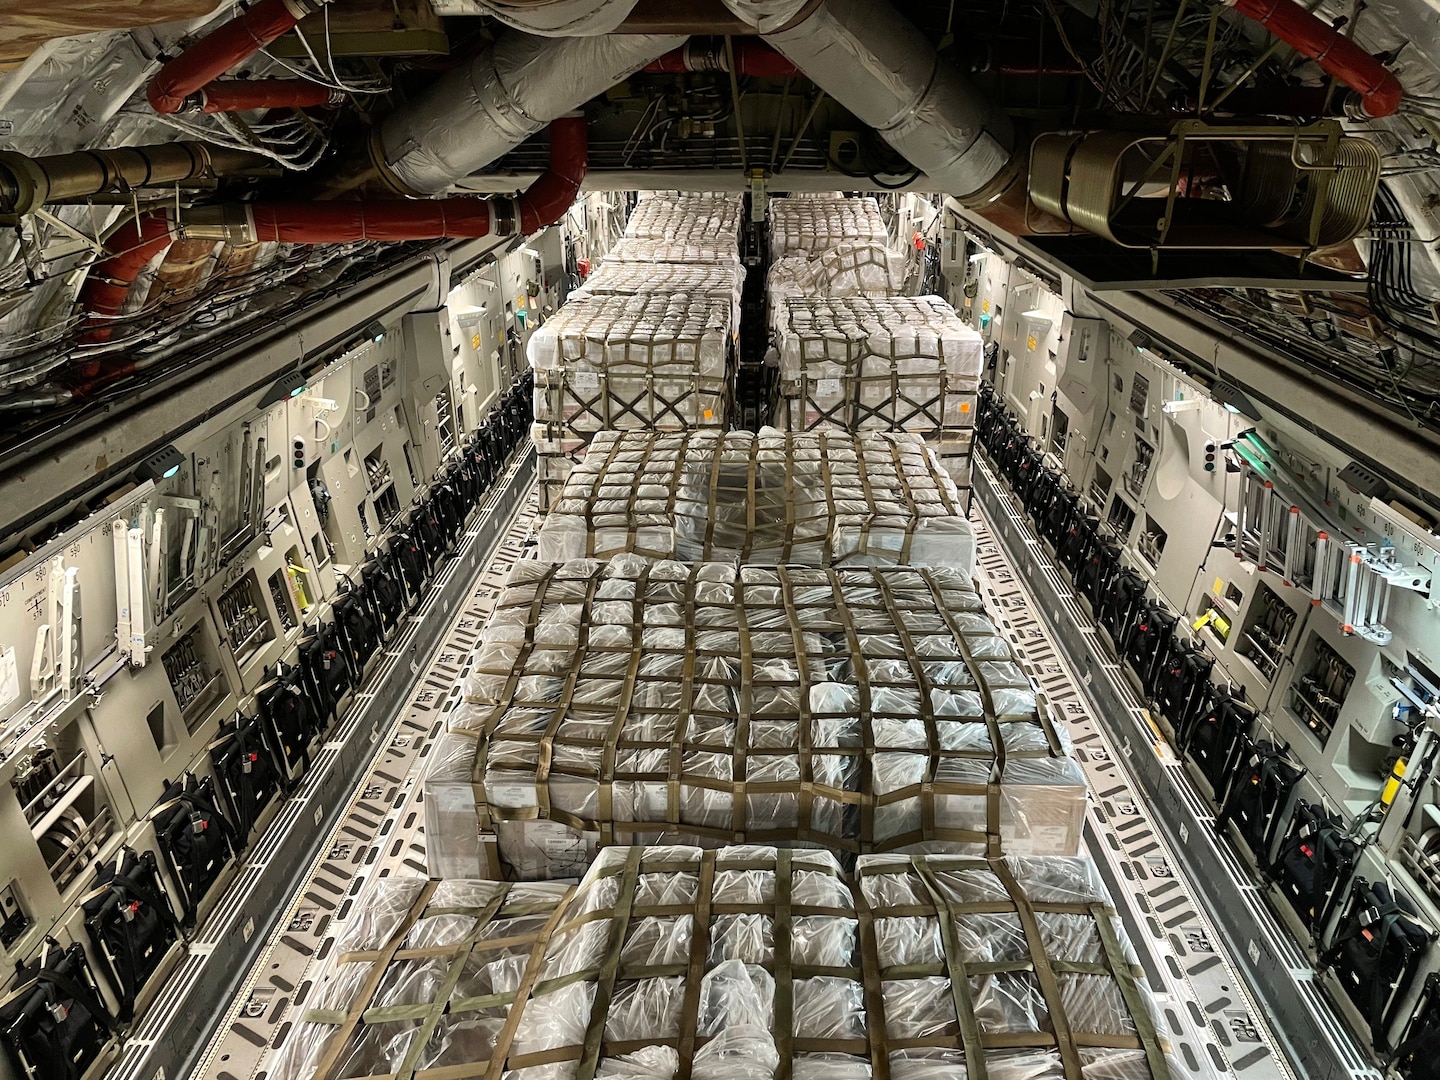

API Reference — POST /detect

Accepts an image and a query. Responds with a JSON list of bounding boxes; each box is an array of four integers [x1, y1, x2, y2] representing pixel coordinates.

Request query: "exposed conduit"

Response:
[[720, 0, 1019, 204], [75, 117, 585, 352], [1227, 0, 1403, 117], [146, 0, 331, 114], [643, 38, 800, 77], [198, 80, 343, 113], [369, 31, 683, 195]]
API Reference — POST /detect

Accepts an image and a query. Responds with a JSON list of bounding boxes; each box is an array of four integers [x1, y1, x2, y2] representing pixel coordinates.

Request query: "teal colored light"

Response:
[[162, 464, 181, 478], [290, 384, 308, 397]]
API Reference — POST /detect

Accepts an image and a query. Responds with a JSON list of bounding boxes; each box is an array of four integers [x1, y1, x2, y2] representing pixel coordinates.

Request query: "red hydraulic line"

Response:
[[644, 38, 801, 79], [147, 0, 322, 114], [1228, 0, 1403, 117], [515, 115, 588, 234], [200, 80, 342, 113], [77, 212, 176, 344]]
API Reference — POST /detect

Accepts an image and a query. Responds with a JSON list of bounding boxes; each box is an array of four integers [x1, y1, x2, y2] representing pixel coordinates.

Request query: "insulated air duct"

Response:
[[369, 31, 683, 195], [77, 213, 177, 343], [0, 143, 269, 218], [146, 0, 332, 114], [1227, 0, 1403, 118], [720, 0, 1018, 204], [197, 80, 343, 113]]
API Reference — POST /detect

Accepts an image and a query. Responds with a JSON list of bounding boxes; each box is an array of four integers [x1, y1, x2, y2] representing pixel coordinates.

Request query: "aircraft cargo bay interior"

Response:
[[0, 2, 1438, 1079]]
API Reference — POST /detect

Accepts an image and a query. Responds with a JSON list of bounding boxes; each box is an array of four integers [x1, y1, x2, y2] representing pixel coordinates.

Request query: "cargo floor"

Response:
[[184, 479, 1308, 1080]]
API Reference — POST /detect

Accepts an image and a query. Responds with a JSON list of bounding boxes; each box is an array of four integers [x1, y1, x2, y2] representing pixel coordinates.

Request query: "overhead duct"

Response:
[[720, 0, 1018, 205], [644, 38, 800, 77], [0, 142, 270, 219], [76, 117, 586, 348], [1227, 0, 1403, 118], [370, 30, 683, 195], [464, 0, 644, 36], [146, 0, 333, 114]]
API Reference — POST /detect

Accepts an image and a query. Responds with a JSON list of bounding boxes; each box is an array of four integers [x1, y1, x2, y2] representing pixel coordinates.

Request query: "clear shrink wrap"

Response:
[[604, 238, 743, 268], [767, 241, 908, 330], [773, 296, 982, 440], [431, 556, 1086, 879], [506, 846, 1176, 1080], [529, 294, 734, 456], [270, 851, 1175, 1080], [571, 263, 746, 337], [536, 428, 973, 572], [267, 876, 573, 1080], [624, 194, 745, 242], [770, 196, 890, 260]]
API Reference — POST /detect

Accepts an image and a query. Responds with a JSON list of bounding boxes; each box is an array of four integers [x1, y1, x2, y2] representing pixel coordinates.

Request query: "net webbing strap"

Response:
[[774, 849, 794, 1080], [674, 852, 716, 1080], [908, 858, 988, 1080], [574, 848, 644, 1080]]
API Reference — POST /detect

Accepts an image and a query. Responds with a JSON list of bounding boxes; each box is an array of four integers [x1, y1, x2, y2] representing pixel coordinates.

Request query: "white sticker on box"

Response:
[[0, 646, 17, 713], [815, 378, 841, 398], [488, 783, 538, 808], [571, 371, 600, 391]]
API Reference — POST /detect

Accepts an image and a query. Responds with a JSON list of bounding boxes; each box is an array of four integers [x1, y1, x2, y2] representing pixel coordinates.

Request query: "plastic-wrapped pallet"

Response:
[[768, 241, 908, 331], [572, 262, 746, 337], [529, 295, 734, 507], [605, 237, 742, 268], [535, 428, 974, 572], [428, 556, 1087, 880], [266, 875, 574, 1080], [625, 194, 744, 242], [506, 846, 1177, 1080], [770, 195, 889, 260]]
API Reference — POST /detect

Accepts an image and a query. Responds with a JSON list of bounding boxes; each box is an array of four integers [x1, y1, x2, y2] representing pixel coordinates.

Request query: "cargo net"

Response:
[[604, 238, 742, 267], [270, 850, 1176, 1080], [535, 429, 974, 571], [624, 195, 745, 242], [770, 196, 889, 260], [267, 876, 574, 1080], [773, 297, 982, 439], [432, 557, 1086, 879], [509, 847, 1175, 1080], [529, 295, 735, 449], [768, 242, 909, 332], [572, 263, 746, 338]]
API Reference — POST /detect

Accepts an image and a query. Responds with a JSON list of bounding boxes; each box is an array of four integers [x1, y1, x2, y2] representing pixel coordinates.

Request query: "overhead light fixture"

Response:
[[259, 370, 309, 407], [1211, 379, 1261, 420], [363, 319, 388, 343], [135, 444, 186, 482]]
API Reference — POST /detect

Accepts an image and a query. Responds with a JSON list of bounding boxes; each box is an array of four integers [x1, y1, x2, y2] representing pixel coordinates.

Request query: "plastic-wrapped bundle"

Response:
[[530, 294, 734, 451], [770, 196, 889, 260], [430, 556, 1086, 879], [605, 237, 742, 268], [535, 428, 974, 573], [502, 846, 1176, 1080], [768, 241, 908, 330], [266, 876, 573, 1080], [773, 296, 983, 439], [625, 194, 745, 242], [572, 263, 746, 337]]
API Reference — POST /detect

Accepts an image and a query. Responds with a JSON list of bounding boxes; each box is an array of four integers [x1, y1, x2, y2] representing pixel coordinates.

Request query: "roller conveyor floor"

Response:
[[184, 473, 1305, 1080]]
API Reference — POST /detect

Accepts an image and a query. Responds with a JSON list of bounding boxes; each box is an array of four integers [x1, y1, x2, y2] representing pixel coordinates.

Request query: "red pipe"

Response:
[[244, 115, 587, 242], [644, 38, 801, 79], [147, 0, 319, 114], [200, 80, 342, 113], [1228, 0, 1402, 117], [77, 212, 176, 344]]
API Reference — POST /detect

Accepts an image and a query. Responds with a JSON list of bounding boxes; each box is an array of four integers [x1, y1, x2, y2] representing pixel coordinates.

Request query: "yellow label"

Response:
[[1026, 333, 1037, 351], [471, 333, 481, 350], [1212, 576, 1224, 597], [959, 401, 971, 414], [703, 408, 713, 420], [982, 299, 990, 313]]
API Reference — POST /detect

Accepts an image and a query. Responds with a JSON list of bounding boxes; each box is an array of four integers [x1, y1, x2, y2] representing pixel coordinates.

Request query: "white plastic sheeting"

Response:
[[535, 428, 974, 570], [427, 556, 1086, 880], [773, 296, 982, 440], [571, 262, 746, 337], [770, 197, 890, 260], [624, 194, 746, 242], [603, 238, 744, 267], [767, 242, 908, 331]]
